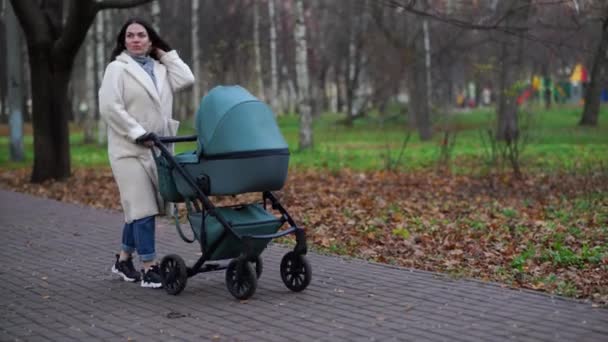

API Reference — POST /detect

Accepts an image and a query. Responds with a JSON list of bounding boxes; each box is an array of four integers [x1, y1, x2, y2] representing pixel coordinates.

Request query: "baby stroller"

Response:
[[145, 85, 311, 300]]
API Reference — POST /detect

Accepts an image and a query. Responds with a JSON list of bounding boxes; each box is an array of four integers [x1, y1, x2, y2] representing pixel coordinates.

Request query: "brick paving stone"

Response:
[[1, 189, 608, 342]]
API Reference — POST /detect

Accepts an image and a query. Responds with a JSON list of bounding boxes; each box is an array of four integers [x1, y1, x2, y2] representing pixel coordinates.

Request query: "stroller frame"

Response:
[[151, 133, 310, 300]]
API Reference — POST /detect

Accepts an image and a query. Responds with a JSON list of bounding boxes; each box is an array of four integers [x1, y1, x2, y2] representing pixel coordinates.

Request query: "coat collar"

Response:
[[116, 52, 166, 105]]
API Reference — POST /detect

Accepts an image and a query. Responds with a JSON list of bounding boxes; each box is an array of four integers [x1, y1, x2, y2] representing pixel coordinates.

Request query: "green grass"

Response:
[[1, 104, 607, 172]]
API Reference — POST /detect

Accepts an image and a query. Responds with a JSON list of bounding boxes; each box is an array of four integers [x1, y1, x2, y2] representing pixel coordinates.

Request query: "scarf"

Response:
[[129, 53, 157, 87]]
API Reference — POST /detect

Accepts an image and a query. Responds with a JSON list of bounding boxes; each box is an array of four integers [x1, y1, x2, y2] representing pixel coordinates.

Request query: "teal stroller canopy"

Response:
[[196, 85, 288, 157]]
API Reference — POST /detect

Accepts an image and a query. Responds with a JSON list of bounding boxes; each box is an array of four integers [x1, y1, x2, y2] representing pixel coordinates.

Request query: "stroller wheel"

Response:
[[250, 256, 263, 279], [225, 259, 257, 300], [160, 254, 188, 295], [280, 251, 312, 292]]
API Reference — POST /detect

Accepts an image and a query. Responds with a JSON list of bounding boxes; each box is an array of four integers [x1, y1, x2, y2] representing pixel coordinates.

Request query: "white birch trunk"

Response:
[[191, 0, 201, 115], [268, 0, 280, 114], [294, 0, 312, 149], [423, 19, 432, 111], [6, 0, 24, 161], [347, 24, 357, 119], [253, 0, 265, 101], [96, 11, 107, 145], [83, 27, 96, 143], [281, 65, 297, 114]]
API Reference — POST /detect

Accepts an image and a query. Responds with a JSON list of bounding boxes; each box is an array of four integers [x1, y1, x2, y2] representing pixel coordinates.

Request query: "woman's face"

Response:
[[125, 23, 152, 56]]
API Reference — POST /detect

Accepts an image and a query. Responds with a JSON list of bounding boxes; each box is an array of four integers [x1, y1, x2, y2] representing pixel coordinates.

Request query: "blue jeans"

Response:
[[121, 215, 156, 262]]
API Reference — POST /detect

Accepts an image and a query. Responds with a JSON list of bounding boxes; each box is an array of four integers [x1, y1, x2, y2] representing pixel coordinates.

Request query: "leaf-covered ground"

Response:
[[1, 167, 607, 305]]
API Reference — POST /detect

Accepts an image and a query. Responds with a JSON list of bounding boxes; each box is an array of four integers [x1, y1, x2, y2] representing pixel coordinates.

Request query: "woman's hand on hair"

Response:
[[154, 47, 167, 58]]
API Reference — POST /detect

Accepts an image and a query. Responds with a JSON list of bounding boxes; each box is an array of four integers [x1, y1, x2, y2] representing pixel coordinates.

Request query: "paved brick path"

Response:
[[1, 189, 607, 341]]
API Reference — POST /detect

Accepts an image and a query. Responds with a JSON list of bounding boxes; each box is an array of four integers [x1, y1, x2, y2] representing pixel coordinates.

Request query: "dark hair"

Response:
[[109, 17, 171, 61]]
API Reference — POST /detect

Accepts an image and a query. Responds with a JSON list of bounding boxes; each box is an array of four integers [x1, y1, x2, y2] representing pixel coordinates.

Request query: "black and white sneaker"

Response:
[[141, 265, 163, 288], [111, 254, 141, 282]]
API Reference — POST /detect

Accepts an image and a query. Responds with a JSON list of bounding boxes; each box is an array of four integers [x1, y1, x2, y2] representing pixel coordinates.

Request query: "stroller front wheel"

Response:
[[250, 255, 263, 279], [280, 251, 312, 292], [225, 259, 257, 300], [160, 254, 188, 295]]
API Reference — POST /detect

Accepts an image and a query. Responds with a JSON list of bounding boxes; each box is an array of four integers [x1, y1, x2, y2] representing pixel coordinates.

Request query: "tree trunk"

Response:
[[411, 61, 432, 140], [253, 0, 264, 101], [151, 0, 161, 33], [191, 0, 201, 114], [0, 4, 7, 124], [268, 0, 280, 114], [422, 18, 432, 110], [344, 2, 368, 126], [96, 11, 107, 145], [294, 0, 312, 150], [411, 17, 432, 141], [580, 8, 608, 126], [6, 0, 24, 161], [83, 26, 96, 143], [497, 39, 519, 141], [496, 0, 530, 141], [29, 47, 72, 181]]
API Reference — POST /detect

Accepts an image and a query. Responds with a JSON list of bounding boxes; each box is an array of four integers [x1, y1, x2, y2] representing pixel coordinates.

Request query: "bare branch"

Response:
[[96, 0, 153, 10], [54, 0, 97, 61], [8, 0, 52, 44]]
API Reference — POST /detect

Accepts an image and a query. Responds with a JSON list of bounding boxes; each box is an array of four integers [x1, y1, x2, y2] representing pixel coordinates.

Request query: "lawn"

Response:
[[1, 104, 607, 173]]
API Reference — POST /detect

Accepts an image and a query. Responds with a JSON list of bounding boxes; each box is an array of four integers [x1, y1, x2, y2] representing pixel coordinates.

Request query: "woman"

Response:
[[99, 18, 195, 288]]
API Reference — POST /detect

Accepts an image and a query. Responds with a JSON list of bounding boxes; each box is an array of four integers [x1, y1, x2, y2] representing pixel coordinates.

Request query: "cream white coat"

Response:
[[99, 51, 195, 223]]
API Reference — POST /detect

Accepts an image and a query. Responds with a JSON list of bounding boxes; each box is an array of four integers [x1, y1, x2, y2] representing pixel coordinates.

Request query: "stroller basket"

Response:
[[188, 204, 282, 261]]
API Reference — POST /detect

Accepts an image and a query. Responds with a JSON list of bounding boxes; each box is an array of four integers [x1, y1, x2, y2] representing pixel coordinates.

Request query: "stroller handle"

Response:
[[158, 135, 197, 143]]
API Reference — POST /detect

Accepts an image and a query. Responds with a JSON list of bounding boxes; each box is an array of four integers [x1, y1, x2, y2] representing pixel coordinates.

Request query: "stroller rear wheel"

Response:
[[160, 254, 188, 295], [280, 251, 311, 292], [225, 259, 257, 300]]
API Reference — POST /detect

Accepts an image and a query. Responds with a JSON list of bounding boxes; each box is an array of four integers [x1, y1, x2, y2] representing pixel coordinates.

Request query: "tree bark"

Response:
[[294, 0, 312, 150], [29, 46, 72, 181], [580, 8, 608, 126]]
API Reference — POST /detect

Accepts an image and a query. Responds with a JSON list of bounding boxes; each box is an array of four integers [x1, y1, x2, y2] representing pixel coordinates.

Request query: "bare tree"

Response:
[[9, 0, 152, 182]]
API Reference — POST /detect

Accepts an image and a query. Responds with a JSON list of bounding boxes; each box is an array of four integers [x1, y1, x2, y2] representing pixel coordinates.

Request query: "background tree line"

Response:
[[0, 0, 607, 182]]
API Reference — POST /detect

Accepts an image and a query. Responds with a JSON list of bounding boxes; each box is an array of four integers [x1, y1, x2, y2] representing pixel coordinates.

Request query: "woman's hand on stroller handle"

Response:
[[135, 132, 157, 147]]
